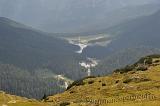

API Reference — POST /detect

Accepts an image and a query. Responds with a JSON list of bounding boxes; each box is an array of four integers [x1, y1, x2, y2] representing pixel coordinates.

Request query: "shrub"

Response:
[[60, 102, 70, 106], [88, 80, 94, 84], [135, 56, 152, 65], [114, 69, 121, 73], [99, 80, 102, 83], [137, 66, 148, 71], [134, 78, 151, 83], [154, 60, 160, 63], [83, 76, 96, 79], [114, 65, 135, 74], [66, 76, 97, 90], [102, 83, 106, 86], [66, 79, 85, 90], [123, 65, 135, 72], [70, 91, 75, 94], [41, 94, 48, 101], [115, 80, 119, 84], [147, 54, 160, 58], [123, 79, 132, 83], [145, 58, 152, 64], [123, 78, 151, 84]]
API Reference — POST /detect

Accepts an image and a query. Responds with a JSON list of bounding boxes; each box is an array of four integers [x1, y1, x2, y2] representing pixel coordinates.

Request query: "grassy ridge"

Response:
[[1, 55, 160, 106], [46, 55, 160, 106], [0, 91, 50, 106]]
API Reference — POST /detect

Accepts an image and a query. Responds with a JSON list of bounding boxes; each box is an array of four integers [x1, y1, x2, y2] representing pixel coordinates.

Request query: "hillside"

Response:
[[0, 17, 78, 70], [0, 91, 50, 106], [45, 55, 160, 106], [87, 9, 160, 57], [89, 9, 160, 75], [106, 10, 160, 51], [95, 46, 160, 75], [78, 9, 160, 58], [0, 17, 84, 99], [0, 63, 64, 99]]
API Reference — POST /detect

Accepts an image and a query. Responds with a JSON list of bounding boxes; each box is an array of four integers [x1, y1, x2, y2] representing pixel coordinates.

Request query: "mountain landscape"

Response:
[[1, 55, 160, 106], [0, 0, 160, 106], [45, 55, 160, 106]]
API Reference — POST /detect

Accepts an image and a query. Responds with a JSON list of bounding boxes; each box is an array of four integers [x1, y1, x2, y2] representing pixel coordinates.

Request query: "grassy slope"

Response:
[[46, 57, 160, 106], [1, 56, 160, 106], [0, 91, 51, 106]]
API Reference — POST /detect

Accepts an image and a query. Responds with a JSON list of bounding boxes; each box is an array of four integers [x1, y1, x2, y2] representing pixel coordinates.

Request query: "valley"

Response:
[[1, 10, 160, 100], [0, 1, 160, 105], [62, 34, 112, 54]]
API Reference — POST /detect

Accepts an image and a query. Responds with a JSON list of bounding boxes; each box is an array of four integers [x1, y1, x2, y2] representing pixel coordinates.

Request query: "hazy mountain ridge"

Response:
[[106, 10, 160, 51], [92, 10, 160, 75], [0, 0, 159, 33]]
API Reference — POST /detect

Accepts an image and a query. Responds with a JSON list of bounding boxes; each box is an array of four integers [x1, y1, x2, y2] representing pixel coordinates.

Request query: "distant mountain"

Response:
[[71, 7, 160, 58], [92, 10, 160, 74], [74, 3, 160, 35], [96, 46, 160, 75], [85, 10, 160, 74], [107, 10, 160, 51], [0, 0, 159, 33]]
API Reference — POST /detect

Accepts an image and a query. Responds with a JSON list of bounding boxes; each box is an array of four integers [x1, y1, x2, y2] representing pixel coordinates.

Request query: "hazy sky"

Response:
[[0, 0, 159, 33]]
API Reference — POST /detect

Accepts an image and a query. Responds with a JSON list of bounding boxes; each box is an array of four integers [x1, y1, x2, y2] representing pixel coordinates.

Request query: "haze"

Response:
[[0, 0, 159, 33]]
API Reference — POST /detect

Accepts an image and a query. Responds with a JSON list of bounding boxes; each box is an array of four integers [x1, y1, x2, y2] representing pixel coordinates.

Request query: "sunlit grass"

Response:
[[46, 65, 160, 106]]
